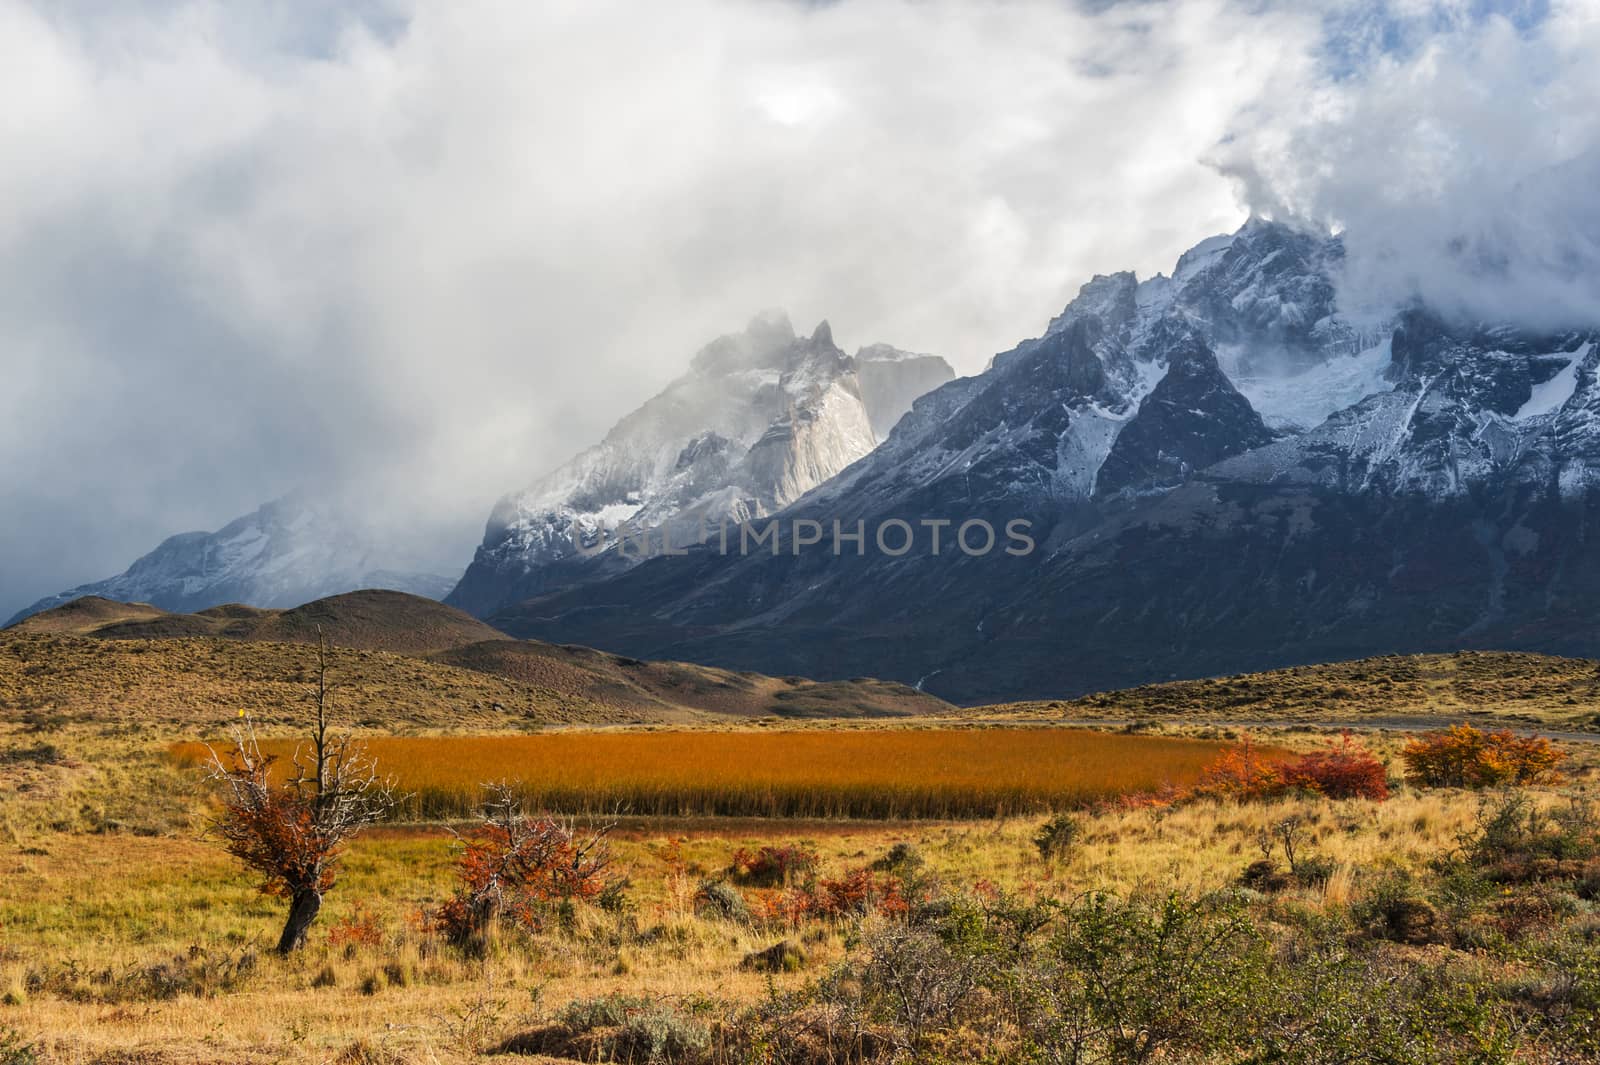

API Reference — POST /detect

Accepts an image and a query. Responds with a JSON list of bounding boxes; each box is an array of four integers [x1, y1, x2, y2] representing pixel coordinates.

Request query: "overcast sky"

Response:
[[1, 0, 1595, 617]]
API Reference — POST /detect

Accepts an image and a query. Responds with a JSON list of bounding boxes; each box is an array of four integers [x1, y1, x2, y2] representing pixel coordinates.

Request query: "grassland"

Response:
[[6, 741, 1599, 1063], [5, 590, 507, 654], [0, 631, 629, 730], [8, 630, 1600, 1063], [171, 728, 1278, 819]]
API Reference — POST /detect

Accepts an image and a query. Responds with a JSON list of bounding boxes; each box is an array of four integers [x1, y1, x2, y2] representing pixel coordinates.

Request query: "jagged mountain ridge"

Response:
[[7, 497, 456, 626], [446, 312, 954, 617], [489, 219, 1600, 702]]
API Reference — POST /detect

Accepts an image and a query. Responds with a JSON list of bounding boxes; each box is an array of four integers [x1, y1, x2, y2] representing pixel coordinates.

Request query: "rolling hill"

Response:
[[0, 591, 954, 729], [6, 590, 505, 655]]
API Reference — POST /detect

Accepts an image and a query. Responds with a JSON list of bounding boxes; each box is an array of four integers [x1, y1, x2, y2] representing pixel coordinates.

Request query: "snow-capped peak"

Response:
[[446, 313, 954, 616]]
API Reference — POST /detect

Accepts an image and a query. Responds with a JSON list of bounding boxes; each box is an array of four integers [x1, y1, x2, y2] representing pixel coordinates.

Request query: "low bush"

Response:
[[1195, 734, 1390, 803], [693, 879, 750, 923], [0, 1028, 39, 1065], [1111, 734, 1391, 810], [1034, 814, 1082, 862], [1356, 875, 1442, 945], [742, 939, 807, 973], [553, 994, 713, 1064], [1278, 732, 1390, 800], [327, 901, 385, 949], [425, 788, 616, 949], [730, 843, 820, 887], [750, 866, 914, 926], [872, 841, 924, 874]]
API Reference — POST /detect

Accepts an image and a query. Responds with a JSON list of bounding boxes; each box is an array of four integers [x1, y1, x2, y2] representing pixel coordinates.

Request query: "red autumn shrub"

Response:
[[749, 866, 912, 925], [1193, 739, 1286, 801], [1402, 725, 1565, 789], [427, 789, 615, 946], [1278, 733, 1390, 800], [730, 844, 820, 887], [1189, 735, 1389, 804], [812, 867, 910, 919], [327, 901, 384, 948]]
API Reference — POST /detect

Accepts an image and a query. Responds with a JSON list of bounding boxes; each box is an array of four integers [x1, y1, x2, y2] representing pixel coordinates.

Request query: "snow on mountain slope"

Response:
[[446, 313, 954, 617], [1227, 339, 1393, 432], [7, 496, 456, 626], [1212, 316, 1600, 496]]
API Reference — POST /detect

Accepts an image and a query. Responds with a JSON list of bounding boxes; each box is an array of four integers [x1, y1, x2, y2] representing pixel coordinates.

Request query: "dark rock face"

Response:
[[1095, 325, 1275, 496], [485, 220, 1600, 703]]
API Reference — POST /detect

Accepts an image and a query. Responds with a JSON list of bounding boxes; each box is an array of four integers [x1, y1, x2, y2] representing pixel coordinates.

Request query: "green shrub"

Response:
[[0, 1028, 38, 1065], [1356, 875, 1441, 945], [557, 994, 712, 1064], [873, 841, 925, 874], [1034, 814, 1082, 862]]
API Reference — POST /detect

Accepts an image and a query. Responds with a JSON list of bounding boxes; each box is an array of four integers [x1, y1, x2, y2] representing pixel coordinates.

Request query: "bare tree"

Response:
[[205, 632, 394, 954]]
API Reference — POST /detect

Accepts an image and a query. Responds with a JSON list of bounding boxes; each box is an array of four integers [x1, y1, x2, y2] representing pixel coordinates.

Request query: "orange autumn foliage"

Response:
[[175, 730, 1281, 820], [1401, 725, 1565, 789], [426, 789, 616, 945], [1125, 733, 1391, 808]]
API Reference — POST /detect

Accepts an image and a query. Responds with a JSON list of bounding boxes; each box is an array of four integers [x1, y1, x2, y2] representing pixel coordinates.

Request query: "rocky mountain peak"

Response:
[[810, 319, 834, 350], [446, 311, 954, 617], [7, 495, 457, 626], [1046, 271, 1138, 336]]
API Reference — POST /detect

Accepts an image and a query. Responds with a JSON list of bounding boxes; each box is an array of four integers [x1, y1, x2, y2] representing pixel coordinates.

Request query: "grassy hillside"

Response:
[[0, 635, 953, 735], [7, 589, 506, 655], [0, 632, 634, 731], [980, 650, 1600, 731]]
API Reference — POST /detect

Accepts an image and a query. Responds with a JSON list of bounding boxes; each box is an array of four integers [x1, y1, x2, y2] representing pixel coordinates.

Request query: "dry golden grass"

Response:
[[170, 728, 1284, 820], [982, 649, 1600, 731], [8, 635, 1600, 1064], [8, 773, 1595, 1064]]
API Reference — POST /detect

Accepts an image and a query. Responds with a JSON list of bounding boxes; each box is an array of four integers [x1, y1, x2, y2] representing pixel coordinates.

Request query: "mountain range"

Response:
[[10, 317, 950, 632], [15, 218, 1600, 704], [485, 218, 1600, 702]]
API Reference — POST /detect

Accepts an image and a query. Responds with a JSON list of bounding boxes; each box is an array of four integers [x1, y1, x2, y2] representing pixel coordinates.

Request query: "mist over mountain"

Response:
[[7, 496, 456, 627], [448, 313, 953, 618]]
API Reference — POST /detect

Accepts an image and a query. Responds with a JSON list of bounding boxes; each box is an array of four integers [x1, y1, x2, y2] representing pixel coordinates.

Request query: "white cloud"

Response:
[[1, 0, 1323, 613], [1218, 0, 1600, 330]]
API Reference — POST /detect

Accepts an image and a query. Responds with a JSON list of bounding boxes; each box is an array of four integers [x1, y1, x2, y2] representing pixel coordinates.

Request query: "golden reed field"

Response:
[[171, 728, 1284, 819]]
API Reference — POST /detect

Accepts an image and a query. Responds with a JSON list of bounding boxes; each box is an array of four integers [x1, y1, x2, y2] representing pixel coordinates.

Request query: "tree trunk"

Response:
[[276, 889, 323, 955]]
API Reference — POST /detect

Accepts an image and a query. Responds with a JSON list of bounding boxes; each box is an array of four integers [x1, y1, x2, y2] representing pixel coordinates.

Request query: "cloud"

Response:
[[1217, 0, 1600, 330], [11, 1, 1590, 619], [0, 0, 1326, 615]]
